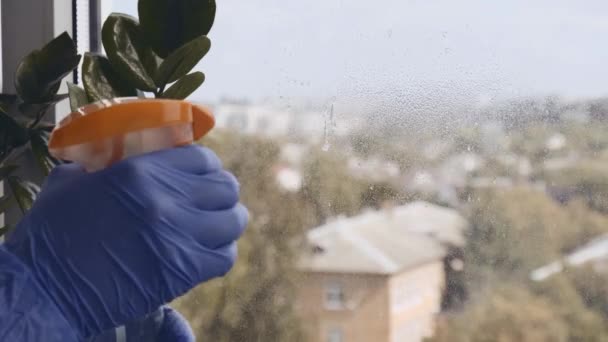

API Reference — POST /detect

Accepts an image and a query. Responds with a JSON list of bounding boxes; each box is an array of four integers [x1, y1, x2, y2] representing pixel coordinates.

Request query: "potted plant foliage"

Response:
[[0, 0, 216, 236]]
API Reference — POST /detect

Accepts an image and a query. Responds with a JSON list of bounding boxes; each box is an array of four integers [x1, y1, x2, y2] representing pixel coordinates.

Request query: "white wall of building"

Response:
[[214, 103, 327, 141], [214, 104, 292, 137]]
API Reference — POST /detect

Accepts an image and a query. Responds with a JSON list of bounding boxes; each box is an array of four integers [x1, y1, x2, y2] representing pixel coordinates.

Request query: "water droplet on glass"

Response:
[[322, 103, 336, 152]]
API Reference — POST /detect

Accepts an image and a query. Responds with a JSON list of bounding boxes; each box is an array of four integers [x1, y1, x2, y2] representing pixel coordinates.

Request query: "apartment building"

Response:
[[296, 202, 467, 342]]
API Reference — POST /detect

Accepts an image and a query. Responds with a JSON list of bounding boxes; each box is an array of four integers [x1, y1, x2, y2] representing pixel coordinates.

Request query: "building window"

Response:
[[324, 282, 345, 310], [327, 327, 343, 342]]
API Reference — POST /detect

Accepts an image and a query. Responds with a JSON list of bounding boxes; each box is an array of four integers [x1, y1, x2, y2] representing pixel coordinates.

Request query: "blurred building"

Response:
[[214, 103, 291, 137], [273, 165, 302, 192], [404, 153, 485, 207], [545, 133, 567, 151], [296, 202, 467, 342], [213, 102, 325, 140], [347, 156, 400, 183]]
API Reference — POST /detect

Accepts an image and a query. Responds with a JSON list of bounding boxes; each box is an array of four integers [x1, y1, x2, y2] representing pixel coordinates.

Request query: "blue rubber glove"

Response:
[[156, 306, 195, 341], [2, 145, 248, 341], [0, 245, 78, 341], [90, 306, 194, 342]]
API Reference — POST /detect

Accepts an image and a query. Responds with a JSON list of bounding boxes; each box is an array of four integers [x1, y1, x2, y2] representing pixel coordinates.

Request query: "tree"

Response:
[[560, 199, 608, 252], [450, 187, 608, 341], [530, 274, 608, 342], [429, 285, 569, 342], [430, 281, 608, 342], [567, 266, 608, 319], [465, 188, 568, 284], [441, 245, 468, 311], [465, 187, 608, 285], [171, 131, 306, 341], [559, 122, 608, 154], [587, 98, 608, 121], [546, 161, 608, 214], [508, 124, 553, 164], [300, 148, 367, 224], [359, 181, 402, 209]]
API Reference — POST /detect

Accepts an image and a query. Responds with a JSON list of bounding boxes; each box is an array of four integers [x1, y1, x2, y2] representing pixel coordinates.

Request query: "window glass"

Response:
[[327, 327, 343, 342], [324, 282, 345, 310], [105, 1, 608, 341]]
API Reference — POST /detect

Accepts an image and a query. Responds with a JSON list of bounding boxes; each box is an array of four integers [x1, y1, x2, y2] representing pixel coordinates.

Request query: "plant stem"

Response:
[[0, 146, 27, 168], [28, 104, 51, 129]]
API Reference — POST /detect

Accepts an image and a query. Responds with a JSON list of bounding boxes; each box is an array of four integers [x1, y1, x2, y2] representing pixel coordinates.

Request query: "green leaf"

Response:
[[18, 94, 69, 119], [0, 112, 29, 153], [82, 53, 137, 102], [102, 13, 157, 91], [7, 176, 38, 214], [0, 225, 11, 237], [67, 82, 89, 112], [161, 72, 205, 99], [31, 131, 59, 176], [15, 32, 81, 103], [0, 165, 18, 181], [155, 36, 210, 86], [0, 94, 18, 114], [0, 195, 14, 213], [139, 0, 216, 58]]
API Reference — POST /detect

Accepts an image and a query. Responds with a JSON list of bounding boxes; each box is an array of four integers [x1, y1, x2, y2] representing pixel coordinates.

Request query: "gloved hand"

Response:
[[90, 306, 194, 342], [156, 306, 195, 342], [4, 145, 248, 340]]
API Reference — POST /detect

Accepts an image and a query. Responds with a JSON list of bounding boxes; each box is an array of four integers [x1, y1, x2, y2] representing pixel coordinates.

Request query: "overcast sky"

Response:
[[112, 0, 608, 104]]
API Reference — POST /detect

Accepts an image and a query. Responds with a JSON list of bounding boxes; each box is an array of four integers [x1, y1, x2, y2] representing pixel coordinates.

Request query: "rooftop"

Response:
[[531, 233, 608, 281], [298, 201, 467, 275]]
